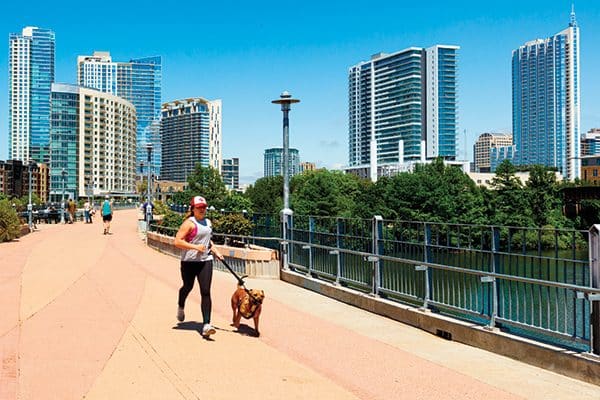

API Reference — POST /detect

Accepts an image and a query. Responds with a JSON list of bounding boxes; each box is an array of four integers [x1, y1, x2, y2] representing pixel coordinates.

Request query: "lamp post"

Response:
[[139, 161, 145, 203], [146, 143, 153, 230], [60, 168, 67, 224], [272, 91, 300, 270], [27, 160, 37, 231]]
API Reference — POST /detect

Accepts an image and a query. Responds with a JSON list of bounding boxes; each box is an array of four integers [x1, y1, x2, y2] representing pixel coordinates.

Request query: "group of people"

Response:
[[61, 195, 113, 236]]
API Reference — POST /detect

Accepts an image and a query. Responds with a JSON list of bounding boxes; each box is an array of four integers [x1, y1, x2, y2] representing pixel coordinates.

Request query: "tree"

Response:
[[290, 169, 364, 217], [184, 165, 228, 209], [245, 176, 283, 215], [222, 192, 253, 213], [0, 199, 21, 242], [490, 160, 533, 226], [375, 158, 487, 224], [525, 165, 566, 227]]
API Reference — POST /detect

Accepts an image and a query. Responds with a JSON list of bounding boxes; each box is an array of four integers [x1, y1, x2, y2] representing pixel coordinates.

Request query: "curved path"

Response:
[[1, 209, 599, 399]]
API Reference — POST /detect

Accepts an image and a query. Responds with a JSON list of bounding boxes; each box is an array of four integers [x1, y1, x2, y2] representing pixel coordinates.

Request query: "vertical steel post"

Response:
[[146, 144, 153, 231], [423, 223, 432, 309], [27, 162, 33, 231], [489, 227, 500, 329], [335, 217, 342, 285], [281, 209, 293, 270], [589, 225, 600, 355], [307, 216, 315, 276], [372, 216, 383, 296]]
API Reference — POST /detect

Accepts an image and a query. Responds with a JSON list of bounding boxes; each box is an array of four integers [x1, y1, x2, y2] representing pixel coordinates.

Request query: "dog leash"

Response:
[[218, 258, 263, 305]]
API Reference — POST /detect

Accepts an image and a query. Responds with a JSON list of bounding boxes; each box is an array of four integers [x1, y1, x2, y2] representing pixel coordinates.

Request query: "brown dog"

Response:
[[231, 285, 265, 336]]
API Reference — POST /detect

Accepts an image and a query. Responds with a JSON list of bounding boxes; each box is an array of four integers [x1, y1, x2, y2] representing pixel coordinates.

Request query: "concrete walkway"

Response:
[[1, 209, 599, 400]]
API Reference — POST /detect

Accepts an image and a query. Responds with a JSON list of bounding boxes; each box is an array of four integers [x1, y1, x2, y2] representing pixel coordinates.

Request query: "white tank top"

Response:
[[181, 217, 213, 262]]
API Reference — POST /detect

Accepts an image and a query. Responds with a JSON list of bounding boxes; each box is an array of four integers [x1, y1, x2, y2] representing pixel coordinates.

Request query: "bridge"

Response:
[[1, 209, 599, 399]]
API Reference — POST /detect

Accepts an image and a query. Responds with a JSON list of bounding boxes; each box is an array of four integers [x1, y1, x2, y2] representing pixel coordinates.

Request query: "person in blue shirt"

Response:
[[101, 195, 113, 235]]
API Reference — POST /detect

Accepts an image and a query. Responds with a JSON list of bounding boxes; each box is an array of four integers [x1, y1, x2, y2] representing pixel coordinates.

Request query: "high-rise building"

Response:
[[348, 45, 459, 181], [9, 27, 55, 164], [160, 98, 222, 182], [300, 161, 316, 173], [582, 128, 600, 156], [473, 132, 513, 172], [512, 9, 580, 180], [264, 148, 300, 178], [50, 83, 137, 200], [77, 52, 162, 176], [222, 158, 240, 190]]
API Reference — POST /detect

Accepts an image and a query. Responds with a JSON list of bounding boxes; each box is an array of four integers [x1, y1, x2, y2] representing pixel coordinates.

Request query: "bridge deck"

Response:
[[1, 209, 598, 399]]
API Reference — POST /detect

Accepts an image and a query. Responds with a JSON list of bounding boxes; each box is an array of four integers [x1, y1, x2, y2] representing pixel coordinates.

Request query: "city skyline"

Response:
[[1, 2, 600, 184]]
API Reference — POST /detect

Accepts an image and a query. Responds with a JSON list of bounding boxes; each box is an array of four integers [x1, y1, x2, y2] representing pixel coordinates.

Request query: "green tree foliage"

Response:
[[212, 213, 254, 246], [490, 160, 533, 227], [374, 158, 487, 224], [525, 165, 572, 228], [0, 199, 21, 242], [245, 176, 283, 214], [222, 191, 253, 213], [290, 169, 364, 217], [171, 165, 228, 208], [187, 165, 228, 208]]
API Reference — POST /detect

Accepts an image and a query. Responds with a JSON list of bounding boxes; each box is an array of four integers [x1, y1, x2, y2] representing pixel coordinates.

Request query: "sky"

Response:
[[1, 1, 599, 184]]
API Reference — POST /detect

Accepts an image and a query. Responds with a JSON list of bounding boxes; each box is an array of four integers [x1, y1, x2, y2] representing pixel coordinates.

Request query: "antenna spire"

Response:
[[570, 4, 577, 27]]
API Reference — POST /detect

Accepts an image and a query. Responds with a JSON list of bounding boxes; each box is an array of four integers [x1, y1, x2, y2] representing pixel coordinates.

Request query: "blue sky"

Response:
[[1, 1, 599, 184]]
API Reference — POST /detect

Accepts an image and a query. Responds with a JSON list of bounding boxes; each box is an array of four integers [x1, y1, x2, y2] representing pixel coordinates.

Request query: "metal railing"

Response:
[[151, 210, 600, 354]]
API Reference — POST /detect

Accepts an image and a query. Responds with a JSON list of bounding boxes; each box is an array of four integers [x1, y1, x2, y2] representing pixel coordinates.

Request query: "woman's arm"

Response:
[[209, 240, 223, 260]]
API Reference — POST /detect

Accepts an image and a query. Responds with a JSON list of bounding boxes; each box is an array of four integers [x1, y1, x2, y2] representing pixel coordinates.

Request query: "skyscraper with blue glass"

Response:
[[512, 9, 580, 180], [9, 26, 55, 164], [77, 52, 162, 176], [348, 45, 458, 181]]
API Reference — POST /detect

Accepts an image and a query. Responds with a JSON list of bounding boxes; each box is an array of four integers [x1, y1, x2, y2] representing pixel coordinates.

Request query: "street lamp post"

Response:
[[146, 144, 153, 230], [27, 160, 37, 231], [60, 168, 67, 224], [272, 91, 300, 270]]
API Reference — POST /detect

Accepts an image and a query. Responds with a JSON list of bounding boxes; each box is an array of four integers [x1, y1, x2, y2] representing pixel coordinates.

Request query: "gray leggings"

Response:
[[178, 260, 213, 324]]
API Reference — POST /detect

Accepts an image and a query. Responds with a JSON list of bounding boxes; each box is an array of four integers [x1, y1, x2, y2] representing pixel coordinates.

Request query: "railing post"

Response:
[[372, 216, 383, 296], [335, 217, 342, 284], [488, 226, 500, 329], [423, 223, 431, 309], [308, 216, 315, 276], [589, 225, 600, 355]]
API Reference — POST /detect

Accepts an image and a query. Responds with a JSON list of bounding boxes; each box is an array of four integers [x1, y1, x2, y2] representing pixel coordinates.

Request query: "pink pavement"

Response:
[[1, 209, 598, 400]]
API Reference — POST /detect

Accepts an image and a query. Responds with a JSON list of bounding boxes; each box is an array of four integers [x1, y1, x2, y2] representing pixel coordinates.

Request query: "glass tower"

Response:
[[50, 84, 79, 201], [264, 148, 300, 178], [348, 45, 458, 181], [222, 158, 240, 190], [512, 10, 580, 180], [160, 98, 222, 182], [9, 27, 55, 164], [78, 52, 162, 176]]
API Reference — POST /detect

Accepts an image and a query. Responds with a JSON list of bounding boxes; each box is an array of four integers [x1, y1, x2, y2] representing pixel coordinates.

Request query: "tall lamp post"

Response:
[[146, 143, 153, 230], [27, 160, 37, 231], [272, 91, 300, 270], [60, 168, 67, 224]]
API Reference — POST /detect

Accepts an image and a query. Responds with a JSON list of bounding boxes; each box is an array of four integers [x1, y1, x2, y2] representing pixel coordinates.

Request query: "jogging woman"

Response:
[[173, 196, 223, 337]]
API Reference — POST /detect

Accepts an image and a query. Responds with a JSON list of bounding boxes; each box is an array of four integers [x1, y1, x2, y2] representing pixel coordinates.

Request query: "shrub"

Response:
[[212, 213, 254, 247], [0, 199, 21, 242]]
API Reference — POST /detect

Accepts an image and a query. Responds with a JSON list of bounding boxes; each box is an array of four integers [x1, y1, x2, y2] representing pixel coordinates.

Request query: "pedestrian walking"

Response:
[[84, 200, 92, 223], [173, 196, 223, 338], [67, 198, 76, 224], [101, 195, 113, 235]]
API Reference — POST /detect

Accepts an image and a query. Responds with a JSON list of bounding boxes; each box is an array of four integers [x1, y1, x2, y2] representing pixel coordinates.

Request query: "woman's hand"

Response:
[[196, 244, 207, 252]]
